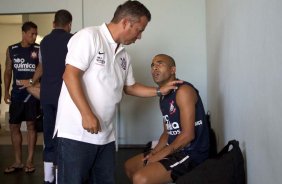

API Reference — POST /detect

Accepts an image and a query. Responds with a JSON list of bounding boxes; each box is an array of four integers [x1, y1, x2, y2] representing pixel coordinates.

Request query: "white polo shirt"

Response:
[[55, 23, 135, 145]]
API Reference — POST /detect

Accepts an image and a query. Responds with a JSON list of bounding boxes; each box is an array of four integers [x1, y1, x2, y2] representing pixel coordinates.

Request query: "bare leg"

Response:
[[132, 162, 172, 184], [26, 121, 37, 167], [125, 153, 173, 184], [124, 153, 145, 181], [10, 123, 23, 165]]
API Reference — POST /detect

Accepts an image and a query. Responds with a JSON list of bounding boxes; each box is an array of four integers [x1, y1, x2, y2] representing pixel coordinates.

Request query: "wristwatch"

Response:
[[29, 79, 33, 85], [156, 87, 162, 97]]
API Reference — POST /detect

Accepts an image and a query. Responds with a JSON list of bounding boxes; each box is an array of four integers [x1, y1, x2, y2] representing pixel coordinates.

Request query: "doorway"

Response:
[[0, 13, 54, 130]]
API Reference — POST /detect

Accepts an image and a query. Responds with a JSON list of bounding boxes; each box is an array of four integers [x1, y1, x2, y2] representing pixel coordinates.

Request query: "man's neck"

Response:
[[159, 77, 176, 87], [20, 41, 31, 48]]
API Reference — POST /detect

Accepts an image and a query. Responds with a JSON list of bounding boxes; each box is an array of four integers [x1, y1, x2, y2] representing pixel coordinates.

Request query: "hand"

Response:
[[82, 113, 101, 134], [143, 152, 161, 164], [16, 79, 31, 89], [160, 80, 183, 95]]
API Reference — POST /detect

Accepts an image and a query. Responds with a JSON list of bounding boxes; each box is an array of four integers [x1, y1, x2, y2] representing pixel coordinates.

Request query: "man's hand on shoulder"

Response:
[[159, 79, 183, 96]]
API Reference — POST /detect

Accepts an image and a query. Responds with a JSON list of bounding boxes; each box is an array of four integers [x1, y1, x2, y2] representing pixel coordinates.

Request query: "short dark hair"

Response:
[[54, 9, 72, 27], [22, 21, 37, 32], [111, 0, 151, 23], [156, 54, 176, 67]]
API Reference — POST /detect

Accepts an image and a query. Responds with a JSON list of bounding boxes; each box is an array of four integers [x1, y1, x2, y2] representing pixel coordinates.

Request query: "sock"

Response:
[[55, 166, 58, 184], [44, 162, 55, 183]]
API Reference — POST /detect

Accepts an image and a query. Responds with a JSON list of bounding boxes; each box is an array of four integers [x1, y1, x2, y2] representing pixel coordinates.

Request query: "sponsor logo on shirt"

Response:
[[120, 57, 126, 70], [163, 114, 180, 135], [96, 51, 106, 65], [195, 120, 202, 126], [13, 58, 36, 72]]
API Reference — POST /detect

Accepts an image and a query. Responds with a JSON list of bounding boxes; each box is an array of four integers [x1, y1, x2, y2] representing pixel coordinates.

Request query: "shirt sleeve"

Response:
[[66, 28, 96, 71], [124, 54, 135, 86]]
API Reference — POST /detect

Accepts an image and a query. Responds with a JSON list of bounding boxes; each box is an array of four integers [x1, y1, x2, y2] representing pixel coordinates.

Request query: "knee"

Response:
[[9, 124, 21, 133], [26, 123, 36, 131], [132, 171, 148, 184], [124, 160, 133, 179]]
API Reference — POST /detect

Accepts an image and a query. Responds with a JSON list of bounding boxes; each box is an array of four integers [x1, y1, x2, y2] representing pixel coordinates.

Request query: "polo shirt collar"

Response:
[[101, 23, 124, 51]]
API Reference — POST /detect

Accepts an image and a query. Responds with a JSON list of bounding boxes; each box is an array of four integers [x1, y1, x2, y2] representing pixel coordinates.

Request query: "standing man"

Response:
[[55, 1, 180, 183], [124, 54, 210, 183], [4, 21, 39, 174], [29, 9, 73, 184]]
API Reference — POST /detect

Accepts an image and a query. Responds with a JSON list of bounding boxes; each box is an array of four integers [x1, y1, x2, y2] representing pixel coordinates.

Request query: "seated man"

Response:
[[124, 54, 210, 183]]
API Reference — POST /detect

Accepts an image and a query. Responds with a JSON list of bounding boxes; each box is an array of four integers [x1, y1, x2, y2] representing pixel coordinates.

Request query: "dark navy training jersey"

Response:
[[159, 81, 209, 164], [9, 42, 39, 102], [40, 29, 73, 105]]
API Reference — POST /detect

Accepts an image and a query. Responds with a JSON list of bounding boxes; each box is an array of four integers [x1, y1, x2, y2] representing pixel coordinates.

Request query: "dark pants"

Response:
[[42, 104, 58, 163], [57, 138, 115, 184]]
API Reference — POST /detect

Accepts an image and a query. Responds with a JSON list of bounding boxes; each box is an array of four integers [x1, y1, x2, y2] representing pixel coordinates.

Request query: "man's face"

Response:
[[22, 28, 38, 45], [121, 16, 148, 45], [151, 55, 176, 86]]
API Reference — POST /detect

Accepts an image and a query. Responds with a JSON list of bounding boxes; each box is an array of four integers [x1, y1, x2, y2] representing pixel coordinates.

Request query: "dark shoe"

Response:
[[44, 181, 55, 184]]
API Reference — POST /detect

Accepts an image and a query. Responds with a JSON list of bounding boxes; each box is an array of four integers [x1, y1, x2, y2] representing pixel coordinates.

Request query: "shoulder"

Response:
[[70, 26, 100, 42], [176, 82, 197, 104], [9, 43, 20, 50], [33, 43, 40, 49]]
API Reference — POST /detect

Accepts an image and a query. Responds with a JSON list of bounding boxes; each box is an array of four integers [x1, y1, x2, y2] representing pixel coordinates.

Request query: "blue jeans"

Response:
[[57, 138, 115, 184]]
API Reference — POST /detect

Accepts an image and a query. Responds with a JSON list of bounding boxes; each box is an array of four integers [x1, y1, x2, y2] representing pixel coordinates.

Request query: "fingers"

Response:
[[87, 129, 99, 134], [86, 126, 101, 134], [16, 79, 30, 89]]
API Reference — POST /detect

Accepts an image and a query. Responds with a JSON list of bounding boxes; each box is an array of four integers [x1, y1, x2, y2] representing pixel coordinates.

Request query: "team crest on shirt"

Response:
[[120, 57, 126, 70], [30, 51, 38, 59], [95, 51, 106, 65], [169, 100, 176, 114]]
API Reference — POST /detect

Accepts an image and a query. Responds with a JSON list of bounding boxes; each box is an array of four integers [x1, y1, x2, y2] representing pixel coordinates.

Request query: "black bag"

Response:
[[176, 140, 245, 184], [206, 112, 217, 158]]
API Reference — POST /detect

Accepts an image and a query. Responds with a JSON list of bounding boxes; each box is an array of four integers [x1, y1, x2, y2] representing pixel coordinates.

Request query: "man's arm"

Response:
[[4, 48, 12, 104], [151, 123, 169, 154], [32, 62, 43, 85], [63, 64, 101, 134], [25, 62, 42, 99], [123, 81, 182, 97], [147, 85, 197, 162]]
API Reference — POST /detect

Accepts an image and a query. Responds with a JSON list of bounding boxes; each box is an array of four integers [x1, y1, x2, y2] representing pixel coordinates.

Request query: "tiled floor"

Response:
[[0, 127, 142, 184]]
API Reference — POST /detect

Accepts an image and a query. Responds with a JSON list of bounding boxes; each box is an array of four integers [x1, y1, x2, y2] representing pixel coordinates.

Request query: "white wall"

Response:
[[0, 14, 53, 129], [0, 0, 83, 33], [206, 0, 282, 183]]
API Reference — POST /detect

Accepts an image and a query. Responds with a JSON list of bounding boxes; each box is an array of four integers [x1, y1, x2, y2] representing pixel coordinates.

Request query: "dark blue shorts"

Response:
[[9, 100, 40, 124], [159, 151, 196, 181], [143, 144, 196, 182], [57, 138, 115, 184]]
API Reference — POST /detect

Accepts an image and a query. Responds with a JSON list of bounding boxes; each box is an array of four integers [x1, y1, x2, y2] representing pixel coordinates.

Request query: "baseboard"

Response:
[[118, 144, 146, 149]]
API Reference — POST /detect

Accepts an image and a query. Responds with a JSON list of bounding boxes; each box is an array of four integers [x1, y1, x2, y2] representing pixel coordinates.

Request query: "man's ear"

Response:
[[121, 17, 129, 29], [171, 66, 176, 75]]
